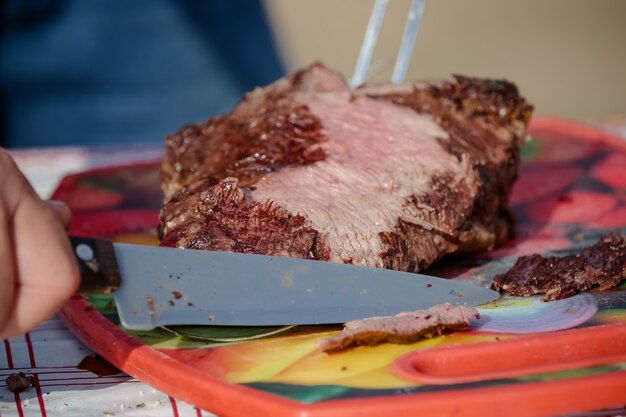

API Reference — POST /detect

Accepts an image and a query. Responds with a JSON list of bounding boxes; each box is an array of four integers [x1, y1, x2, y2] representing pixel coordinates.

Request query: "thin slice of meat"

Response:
[[491, 233, 626, 301], [159, 62, 533, 271], [318, 304, 479, 353]]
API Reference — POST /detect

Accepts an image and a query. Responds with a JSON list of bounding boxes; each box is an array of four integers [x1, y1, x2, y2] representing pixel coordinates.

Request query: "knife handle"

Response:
[[69, 236, 121, 294]]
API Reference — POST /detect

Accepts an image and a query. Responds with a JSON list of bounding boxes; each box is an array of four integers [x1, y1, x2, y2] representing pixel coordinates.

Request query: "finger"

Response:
[[0, 200, 16, 336], [0, 161, 79, 338], [45, 200, 72, 229]]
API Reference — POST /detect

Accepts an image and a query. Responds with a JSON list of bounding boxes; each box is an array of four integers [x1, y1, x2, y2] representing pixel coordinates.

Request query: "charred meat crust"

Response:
[[160, 177, 330, 260], [491, 233, 626, 301], [161, 104, 327, 201], [380, 173, 475, 271], [432, 75, 533, 127]]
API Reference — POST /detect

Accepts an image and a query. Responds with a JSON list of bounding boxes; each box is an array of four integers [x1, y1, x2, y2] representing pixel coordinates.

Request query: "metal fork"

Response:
[[350, 0, 425, 88]]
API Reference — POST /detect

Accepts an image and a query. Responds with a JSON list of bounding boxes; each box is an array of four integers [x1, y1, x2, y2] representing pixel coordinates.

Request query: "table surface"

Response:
[[2, 120, 626, 417]]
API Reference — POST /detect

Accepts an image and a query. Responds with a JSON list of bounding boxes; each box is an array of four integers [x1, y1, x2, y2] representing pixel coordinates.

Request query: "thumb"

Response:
[[45, 200, 72, 229]]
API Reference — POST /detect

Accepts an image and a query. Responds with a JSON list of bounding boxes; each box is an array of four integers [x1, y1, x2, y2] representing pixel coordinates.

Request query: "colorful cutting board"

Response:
[[54, 118, 626, 417]]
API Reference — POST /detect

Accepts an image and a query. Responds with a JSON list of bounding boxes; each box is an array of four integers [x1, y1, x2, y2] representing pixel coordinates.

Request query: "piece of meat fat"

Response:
[[319, 304, 480, 353]]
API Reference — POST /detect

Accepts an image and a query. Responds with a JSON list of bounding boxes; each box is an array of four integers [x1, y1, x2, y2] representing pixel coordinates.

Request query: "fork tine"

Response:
[[351, 0, 426, 88], [350, 0, 389, 88], [391, 0, 425, 84]]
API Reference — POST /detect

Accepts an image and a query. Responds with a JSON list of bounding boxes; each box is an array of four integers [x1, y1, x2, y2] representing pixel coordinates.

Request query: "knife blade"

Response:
[[70, 236, 500, 330]]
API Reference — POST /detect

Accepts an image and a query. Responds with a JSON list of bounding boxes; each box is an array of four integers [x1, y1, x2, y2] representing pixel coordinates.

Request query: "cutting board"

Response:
[[54, 117, 626, 417]]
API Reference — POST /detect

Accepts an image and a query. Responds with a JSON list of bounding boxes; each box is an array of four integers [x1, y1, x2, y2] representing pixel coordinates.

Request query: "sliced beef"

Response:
[[491, 233, 626, 301], [318, 304, 480, 353], [160, 62, 533, 271]]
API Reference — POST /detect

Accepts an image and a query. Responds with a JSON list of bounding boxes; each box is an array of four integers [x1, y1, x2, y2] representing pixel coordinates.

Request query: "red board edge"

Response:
[[528, 117, 626, 152], [392, 323, 626, 385], [61, 296, 626, 417], [60, 296, 300, 417]]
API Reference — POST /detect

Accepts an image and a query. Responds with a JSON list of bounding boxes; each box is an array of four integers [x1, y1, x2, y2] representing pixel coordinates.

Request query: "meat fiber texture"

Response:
[[160, 63, 533, 272], [492, 233, 626, 301], [318, 304, 480, 353]]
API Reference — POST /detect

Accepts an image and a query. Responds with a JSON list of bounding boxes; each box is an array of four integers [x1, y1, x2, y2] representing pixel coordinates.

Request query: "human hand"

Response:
[[0, 148, 79, 339]]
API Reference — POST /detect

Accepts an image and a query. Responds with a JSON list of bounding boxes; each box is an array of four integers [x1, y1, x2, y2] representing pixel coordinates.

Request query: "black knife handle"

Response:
[[69, 236, 121, 294]]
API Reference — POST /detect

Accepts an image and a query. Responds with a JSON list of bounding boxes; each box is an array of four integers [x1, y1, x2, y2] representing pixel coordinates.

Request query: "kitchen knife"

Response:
[[70, 236, 500, 330]]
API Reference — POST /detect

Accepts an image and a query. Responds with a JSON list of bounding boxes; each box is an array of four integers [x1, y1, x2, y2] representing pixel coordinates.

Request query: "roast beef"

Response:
[[319, 304, 480, 353], [492, 233, 626, 301], [159, 63, 533, 271]]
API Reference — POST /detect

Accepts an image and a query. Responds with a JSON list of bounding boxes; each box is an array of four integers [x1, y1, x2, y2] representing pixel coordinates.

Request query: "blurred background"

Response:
[[1, 0, 625, 148], [265, 0, 626, 123]]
